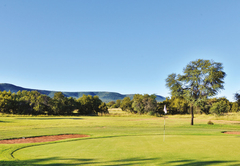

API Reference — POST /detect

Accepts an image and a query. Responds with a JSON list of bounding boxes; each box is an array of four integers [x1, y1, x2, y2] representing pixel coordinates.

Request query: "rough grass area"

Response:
[[1, 114, 240, 165]]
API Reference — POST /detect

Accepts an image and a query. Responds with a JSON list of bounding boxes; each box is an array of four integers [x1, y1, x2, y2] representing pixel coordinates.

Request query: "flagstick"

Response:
[[163, 104, 167, 142], [163, 113, 165, 142]]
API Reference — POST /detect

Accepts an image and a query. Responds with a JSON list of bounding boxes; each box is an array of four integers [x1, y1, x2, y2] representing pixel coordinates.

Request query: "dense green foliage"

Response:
[[120, 97, 133, 112], [210, 100, 230, 116], [162, 96, 238, 115], [166, 59, 226, 125], [108, 94, 238, 116], [0, 90, 108, 115], [118, 94, 161, 115]]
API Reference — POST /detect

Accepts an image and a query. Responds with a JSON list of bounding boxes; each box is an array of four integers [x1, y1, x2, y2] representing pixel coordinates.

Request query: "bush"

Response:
[[148, 111, 155, 116], [207, 120, 214, 125]]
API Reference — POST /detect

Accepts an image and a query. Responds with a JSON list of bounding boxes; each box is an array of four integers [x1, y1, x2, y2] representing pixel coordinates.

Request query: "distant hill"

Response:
[[0, 83, 166, 103]]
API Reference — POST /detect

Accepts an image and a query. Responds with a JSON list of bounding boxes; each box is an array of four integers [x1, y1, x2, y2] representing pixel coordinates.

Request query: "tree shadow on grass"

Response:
[[165, 159, 239, 166], [0, 157, 160, 166], [0, 120, 10, 123], [0, 157, 98, 166], [1, 157, 239, 166], [106, 157, 160, 166]]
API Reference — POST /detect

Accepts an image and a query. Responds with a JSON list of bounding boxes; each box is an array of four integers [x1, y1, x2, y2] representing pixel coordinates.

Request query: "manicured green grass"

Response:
[[1, 114, 240, 165]]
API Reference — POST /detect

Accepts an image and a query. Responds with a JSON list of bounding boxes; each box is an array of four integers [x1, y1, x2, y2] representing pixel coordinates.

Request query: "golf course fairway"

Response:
[[1, 114, 240, 165]]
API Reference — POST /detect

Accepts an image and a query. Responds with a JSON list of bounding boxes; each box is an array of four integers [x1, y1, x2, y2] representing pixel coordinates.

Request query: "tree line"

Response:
[[107, 94, 160, 115], [159, 96, 239, 115], [0, 89, 238, 117], [107, 94, 239, 116], [0, 90, 108, 115]]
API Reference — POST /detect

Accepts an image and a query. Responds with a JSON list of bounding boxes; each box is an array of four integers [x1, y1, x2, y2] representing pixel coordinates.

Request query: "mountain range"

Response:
[[0, 83, 165, 103]]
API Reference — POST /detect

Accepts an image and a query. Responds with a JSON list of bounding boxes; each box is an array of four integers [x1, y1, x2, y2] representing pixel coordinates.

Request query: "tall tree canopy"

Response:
[[166, 59, 226, 125]]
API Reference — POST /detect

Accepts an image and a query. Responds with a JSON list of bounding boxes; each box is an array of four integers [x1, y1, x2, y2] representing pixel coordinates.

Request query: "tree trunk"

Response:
[[190, 104, 194, 125]]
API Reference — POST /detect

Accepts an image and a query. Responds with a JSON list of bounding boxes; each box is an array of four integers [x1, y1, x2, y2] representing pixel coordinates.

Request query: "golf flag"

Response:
[[163, 104, 167, 141], [163, 105, 167, 114]]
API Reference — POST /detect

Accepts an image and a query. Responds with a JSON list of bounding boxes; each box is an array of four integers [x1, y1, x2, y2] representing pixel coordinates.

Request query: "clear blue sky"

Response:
[[1, 0, 240, 101]]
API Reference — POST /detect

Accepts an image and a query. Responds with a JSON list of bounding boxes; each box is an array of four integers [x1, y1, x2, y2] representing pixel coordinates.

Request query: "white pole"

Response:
[[163, 114, 165, 142], [163, 105, 167, 142]]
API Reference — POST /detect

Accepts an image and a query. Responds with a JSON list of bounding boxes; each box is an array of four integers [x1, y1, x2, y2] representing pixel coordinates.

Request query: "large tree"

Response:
[[166, 59, 226, 125]]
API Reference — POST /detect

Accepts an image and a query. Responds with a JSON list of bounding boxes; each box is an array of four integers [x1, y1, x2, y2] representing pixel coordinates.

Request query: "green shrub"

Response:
[[148, 111, 155, 116], [207, 120, 214, 125]]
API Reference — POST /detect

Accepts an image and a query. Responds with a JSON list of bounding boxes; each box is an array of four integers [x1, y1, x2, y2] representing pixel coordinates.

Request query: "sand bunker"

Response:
[[223, 131, 240, 135], [0, 134, 90, 144]]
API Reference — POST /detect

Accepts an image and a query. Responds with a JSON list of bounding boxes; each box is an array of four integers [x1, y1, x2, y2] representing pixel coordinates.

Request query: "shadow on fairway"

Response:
[[0, 157, 160, 165], [0, 157, 97, 166], [1, 157, 239, 166], [0, 120, 11, 123], [165, 159, 239, 166], [108, 157, 160, 165]]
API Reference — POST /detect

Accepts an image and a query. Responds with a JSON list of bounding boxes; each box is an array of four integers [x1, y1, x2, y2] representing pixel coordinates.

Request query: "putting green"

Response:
[[13, 134, 240, 165]]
